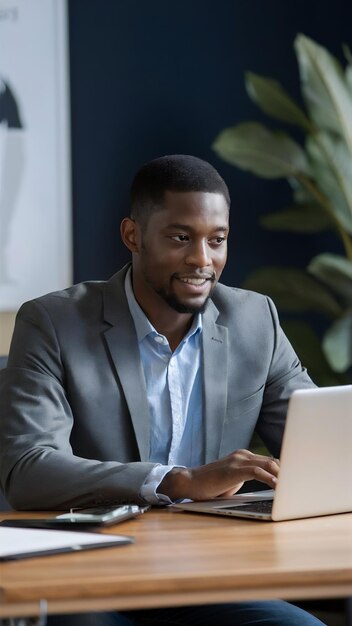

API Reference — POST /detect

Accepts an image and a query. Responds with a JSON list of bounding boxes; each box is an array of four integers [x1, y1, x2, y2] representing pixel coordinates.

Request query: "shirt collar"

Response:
[[124, 267, 202, 344]]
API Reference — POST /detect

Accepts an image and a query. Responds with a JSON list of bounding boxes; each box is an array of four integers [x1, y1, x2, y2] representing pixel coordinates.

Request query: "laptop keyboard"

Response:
[[221, 499, 273, 514]]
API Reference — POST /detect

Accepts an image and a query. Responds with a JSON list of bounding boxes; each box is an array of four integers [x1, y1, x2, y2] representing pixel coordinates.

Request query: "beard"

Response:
[[137, 240, 217, 314], [155, 288, 211, 314]]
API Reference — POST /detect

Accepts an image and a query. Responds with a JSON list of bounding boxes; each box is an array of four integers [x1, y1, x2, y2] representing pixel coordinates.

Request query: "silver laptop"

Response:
[[174, 385, 352, 521]]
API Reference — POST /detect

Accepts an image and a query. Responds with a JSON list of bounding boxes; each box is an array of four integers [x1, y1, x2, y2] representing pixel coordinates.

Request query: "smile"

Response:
[[178, 277, 209, 285]]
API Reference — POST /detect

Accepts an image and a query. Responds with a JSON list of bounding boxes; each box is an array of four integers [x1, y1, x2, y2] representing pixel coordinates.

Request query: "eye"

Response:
[[170, 234, 190, 242], [209, 236, 226, 246]]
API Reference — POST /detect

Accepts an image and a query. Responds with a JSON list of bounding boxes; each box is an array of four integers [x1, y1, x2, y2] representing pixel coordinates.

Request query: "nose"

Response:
[[185, 240, 211, 268]]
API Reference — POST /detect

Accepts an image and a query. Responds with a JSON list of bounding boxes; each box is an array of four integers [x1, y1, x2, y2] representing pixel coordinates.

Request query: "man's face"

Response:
[[131, 190, 229, 315]]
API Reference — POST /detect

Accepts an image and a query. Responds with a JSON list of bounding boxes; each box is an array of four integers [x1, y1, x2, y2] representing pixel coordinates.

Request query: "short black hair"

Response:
[[130, 154, 230, 223]]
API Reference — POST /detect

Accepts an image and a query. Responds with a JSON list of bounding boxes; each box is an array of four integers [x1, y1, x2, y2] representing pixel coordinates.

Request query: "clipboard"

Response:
[[0, 526, 133, 561]]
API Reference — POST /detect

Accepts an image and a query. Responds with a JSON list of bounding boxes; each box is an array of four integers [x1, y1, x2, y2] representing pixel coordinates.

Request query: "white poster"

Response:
[[0, 0, 71, 310]]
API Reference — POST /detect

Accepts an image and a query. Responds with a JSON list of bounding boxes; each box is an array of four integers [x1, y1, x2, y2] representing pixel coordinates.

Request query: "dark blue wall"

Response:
[[68, 0, 352, 287]]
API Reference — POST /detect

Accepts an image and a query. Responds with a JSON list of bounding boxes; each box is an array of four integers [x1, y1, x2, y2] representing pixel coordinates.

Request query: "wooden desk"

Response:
[[0, 509, 351, 618]]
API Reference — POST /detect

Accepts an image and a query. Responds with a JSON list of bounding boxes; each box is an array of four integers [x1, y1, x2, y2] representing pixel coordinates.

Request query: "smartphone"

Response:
[[0, 504, 149, 530], [57, 504, 148, 524]]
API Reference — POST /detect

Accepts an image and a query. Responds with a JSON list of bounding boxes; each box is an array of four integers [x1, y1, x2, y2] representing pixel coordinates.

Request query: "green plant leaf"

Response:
[[260, 203, 332, 233], [295, 34, 352, 155], [323, 312, 352, 372], [346, 65, 352, 95], [212, 122, 310, 179], [243, 267, 342, 317], [249, 431, 269, 456], [306, 133, 352, 234], [289, 177, 319, 206], [281, 320, 344, 386], [245, 72, 312, 132], [342, 43, 352, 65], [342, 44, 352, 94], [308, 253, 352, 304]]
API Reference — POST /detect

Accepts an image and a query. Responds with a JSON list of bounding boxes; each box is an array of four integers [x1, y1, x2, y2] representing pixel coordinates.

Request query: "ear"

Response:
[[120, 217, 141, 253]]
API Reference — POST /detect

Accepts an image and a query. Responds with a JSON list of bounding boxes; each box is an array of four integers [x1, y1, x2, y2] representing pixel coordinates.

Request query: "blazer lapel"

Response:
[[103, 267, 229, 464], [202, 300, 228, 463], [103, 268, 150, 461]]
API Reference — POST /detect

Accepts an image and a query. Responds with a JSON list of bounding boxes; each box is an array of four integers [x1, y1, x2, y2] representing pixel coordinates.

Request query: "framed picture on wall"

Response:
[[0, 0, 71, 311]]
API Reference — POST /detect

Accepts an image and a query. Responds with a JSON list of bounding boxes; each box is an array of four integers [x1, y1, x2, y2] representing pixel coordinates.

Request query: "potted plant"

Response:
[[213, 34, 352, 385]]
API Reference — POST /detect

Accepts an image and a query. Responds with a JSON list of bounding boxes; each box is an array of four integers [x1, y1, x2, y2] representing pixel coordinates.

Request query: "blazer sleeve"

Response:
[[255, 296, 316, 457], [0, 300, 157, 510]]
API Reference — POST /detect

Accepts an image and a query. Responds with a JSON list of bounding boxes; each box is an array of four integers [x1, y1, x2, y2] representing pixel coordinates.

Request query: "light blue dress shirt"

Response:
[[124, 270, 204, 503]]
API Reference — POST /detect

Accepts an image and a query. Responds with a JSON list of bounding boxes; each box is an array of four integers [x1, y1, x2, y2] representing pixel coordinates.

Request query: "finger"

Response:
[[230, 462, 278, 488], [247, 451, 280, 464], [252, 465, 278, 487], [229, 450, 280, 472], [218, 464, 278, 497], [241, 455, 280, 477], [264, 457, 280, 476]]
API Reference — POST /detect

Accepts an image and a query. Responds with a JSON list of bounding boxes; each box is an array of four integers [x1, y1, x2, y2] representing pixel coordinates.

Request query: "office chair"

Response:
[[0, 355, 11, 510]]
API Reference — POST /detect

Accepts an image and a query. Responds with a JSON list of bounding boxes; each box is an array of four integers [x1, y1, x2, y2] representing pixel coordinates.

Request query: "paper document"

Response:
[[0, 526, 133, 560]]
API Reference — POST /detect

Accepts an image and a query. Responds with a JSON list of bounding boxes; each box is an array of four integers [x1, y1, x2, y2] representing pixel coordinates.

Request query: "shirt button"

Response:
[[154, 335, 166, 344]]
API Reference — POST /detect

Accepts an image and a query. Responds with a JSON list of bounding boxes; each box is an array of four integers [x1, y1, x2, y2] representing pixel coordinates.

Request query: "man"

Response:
[[0, 155, 324, 625]]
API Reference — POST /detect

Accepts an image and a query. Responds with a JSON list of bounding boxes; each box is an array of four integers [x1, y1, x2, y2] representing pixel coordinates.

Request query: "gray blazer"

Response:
[[0, 265, 314, 510]]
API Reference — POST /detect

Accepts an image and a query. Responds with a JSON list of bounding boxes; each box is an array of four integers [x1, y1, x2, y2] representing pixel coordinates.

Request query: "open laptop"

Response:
[[174, 385, 352, 521]]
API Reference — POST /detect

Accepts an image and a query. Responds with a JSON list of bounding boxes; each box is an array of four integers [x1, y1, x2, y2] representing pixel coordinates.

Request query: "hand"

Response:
[[159, 449, 280, 501]]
